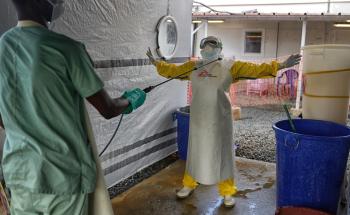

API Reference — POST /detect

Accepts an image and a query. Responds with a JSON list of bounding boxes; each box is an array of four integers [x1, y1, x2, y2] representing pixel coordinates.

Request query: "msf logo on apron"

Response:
[[198, 70, 217, 78]]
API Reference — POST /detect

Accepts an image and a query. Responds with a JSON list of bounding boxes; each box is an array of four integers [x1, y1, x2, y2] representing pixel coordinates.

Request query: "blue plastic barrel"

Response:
[[273, 119, 350, 214], [174, 106, 190, 160]]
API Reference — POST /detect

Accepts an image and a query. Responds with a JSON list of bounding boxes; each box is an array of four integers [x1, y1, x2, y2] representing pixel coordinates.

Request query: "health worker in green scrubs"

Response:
[[0, 0, 146, 214]]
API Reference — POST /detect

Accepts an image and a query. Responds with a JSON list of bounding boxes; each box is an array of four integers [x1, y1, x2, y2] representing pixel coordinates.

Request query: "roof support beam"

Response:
[[191, 20, 208, 57], [295, 19, 307, 111], [192, 21, 206, 35]]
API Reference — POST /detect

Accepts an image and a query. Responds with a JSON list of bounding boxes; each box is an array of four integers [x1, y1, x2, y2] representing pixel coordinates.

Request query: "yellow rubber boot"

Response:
[[218, 179, 238, 208], [177, 173, 198, 199]]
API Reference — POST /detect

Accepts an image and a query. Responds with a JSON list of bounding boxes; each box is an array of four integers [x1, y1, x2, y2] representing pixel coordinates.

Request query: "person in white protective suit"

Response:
[[147, 36, 301, 207]]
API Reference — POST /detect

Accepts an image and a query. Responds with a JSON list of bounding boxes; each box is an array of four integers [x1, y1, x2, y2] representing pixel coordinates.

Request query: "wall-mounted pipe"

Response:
[[275, 21, 280, 59], [327, 0, 331, 13]]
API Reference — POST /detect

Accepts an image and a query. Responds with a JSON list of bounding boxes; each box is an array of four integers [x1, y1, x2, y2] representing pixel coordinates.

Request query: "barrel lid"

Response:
[[302, 44, 350, 50]]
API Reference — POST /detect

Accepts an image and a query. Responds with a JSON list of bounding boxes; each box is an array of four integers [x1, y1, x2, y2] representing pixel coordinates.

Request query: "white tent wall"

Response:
[[52, 0, 193, 187]]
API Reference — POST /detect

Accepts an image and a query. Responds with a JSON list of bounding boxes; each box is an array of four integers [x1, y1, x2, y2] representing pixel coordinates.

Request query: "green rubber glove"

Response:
[[122, 88, 146, 114]]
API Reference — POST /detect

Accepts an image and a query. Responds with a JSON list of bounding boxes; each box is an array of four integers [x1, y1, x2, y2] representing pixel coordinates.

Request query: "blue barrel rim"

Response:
[[273, 119, 350, 140], [175, 109, 190, 115]]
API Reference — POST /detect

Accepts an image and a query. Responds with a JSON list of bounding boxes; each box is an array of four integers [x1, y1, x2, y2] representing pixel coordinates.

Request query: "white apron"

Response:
[[186, 60, 235, 185], [84, 108, 114, 215]]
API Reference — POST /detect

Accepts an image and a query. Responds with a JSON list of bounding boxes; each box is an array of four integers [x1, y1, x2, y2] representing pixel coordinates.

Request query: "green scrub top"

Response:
[[0, 26, 104, 194]]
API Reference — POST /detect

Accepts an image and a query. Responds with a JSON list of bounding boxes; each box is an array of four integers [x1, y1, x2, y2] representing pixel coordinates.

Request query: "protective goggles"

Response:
[[199, 37, 223, 49]]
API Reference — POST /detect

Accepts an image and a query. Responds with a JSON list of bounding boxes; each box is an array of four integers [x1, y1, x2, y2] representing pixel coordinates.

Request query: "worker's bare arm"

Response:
[[86, 89, 130, 119]]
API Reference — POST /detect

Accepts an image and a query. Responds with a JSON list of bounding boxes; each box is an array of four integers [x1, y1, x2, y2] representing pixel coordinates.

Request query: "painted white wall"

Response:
[[194, 20, 350, 61]]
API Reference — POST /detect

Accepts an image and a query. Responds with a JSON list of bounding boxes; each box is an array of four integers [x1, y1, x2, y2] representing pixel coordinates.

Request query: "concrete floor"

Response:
[[112, 157, 276, 215]]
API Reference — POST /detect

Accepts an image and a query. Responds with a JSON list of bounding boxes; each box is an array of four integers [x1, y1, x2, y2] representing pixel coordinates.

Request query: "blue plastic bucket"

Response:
[[174, 107, 190, 160], [273, 119, 350, 214]]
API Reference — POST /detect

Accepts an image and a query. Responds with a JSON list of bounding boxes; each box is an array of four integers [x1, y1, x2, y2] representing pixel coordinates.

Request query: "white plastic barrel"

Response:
[[302, 44, 350, 125]]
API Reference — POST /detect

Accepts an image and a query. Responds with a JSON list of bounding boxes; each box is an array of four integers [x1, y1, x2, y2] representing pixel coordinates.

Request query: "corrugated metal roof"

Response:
[[192, 12, 350, 21]]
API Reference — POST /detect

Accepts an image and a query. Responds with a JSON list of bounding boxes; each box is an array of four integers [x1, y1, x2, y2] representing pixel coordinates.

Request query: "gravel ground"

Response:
[[234, 104, 289, 163], [235, 104, 350, 163]]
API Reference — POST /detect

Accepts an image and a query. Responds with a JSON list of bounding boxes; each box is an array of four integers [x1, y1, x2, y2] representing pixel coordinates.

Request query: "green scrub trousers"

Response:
[[10, 189, 88, 215]]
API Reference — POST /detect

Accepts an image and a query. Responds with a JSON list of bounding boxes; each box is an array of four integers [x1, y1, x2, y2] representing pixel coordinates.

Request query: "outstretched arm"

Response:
[[71, 43, 146, 119], [146, 48, 196, 80], [87, 88, 146, 119], [87, 89, 130, 119], [230, 54, 301, 82], [230, 61, 279, 81]]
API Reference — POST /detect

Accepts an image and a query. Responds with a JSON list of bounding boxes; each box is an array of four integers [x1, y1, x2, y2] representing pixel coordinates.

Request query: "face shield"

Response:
[[199, 36, 223, 60], [199, 36, 223, 50]]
